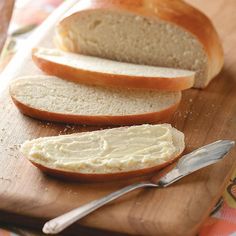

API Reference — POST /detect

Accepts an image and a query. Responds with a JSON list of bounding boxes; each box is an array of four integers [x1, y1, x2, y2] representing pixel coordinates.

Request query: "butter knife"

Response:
[[43, 140, 235, 234]]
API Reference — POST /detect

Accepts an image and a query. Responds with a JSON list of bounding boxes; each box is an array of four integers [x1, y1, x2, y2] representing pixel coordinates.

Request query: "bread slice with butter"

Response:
[[9, 75, 181, 126], [21, 124, 185, 181], [32, 47, 195, 91]]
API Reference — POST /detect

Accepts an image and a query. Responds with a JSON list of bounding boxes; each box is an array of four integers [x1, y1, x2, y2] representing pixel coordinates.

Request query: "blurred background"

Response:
[[0, 0, 63, 72]]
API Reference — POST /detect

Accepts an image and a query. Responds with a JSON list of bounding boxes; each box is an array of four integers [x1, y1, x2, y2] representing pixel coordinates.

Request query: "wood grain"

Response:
[[0, 0, 236, 235]]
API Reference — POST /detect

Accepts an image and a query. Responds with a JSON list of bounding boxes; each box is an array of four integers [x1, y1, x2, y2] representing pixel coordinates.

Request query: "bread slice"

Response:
[[20, 124, 185, 181], [56, 0, 223, 88], [32, 47, 195, 91], [9, 75, 181, 126]]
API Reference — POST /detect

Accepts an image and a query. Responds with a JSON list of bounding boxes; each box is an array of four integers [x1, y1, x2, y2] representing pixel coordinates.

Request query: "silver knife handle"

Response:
[[42, 181, 156, 234]]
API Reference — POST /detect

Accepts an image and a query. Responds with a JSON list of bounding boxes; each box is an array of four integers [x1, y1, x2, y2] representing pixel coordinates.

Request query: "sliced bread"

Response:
[[56, 0, 223, 88], [32, 47, 195, 91], [20, 124, 185, 181], [9, 75, 181, 126]]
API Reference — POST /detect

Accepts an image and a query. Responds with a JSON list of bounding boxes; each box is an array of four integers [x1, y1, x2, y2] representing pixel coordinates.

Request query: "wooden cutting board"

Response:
[[0, 0, 236, 235]]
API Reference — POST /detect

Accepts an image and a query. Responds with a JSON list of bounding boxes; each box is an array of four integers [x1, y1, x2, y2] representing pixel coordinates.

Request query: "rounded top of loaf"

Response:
[[58, 0, 224, 86]]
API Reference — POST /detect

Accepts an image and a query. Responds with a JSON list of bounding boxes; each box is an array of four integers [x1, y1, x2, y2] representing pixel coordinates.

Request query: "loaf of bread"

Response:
[[32, 47, 195, 91], [9, 75, 181, 126], [56, 0, 223, 88], [20, 124, 185, 181]]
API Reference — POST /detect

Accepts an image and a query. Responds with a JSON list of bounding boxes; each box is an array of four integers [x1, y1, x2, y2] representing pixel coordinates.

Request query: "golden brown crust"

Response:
[[32, 48, 194, 91], [30, 153, 181, 182], [10, 95, 180, 126], [59, 0, 224, 86]]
